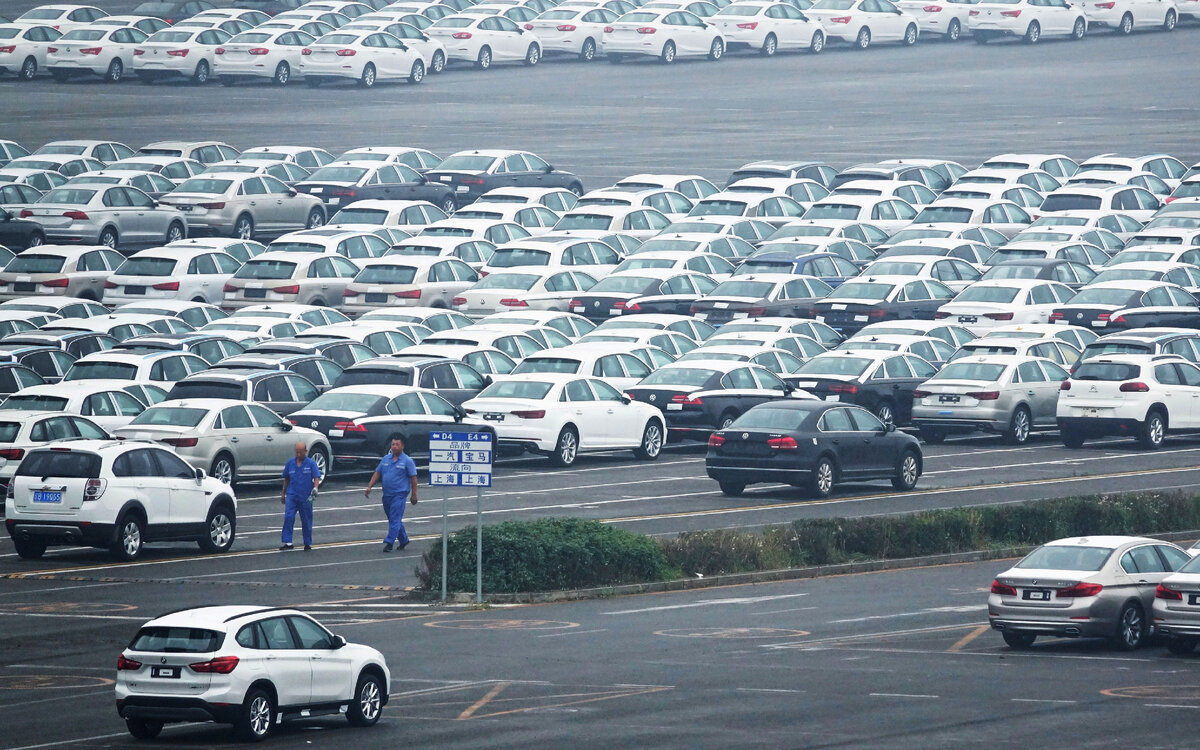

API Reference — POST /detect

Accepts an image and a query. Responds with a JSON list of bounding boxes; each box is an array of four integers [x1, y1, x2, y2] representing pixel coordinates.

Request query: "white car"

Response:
[[388, 235, 497, 271], [911, 198, 1033, 238], [463, 373, 665, 465], [860, 254, 983, 293], [453, 202, 562, 235], [133, 26, 230, 83], [46, 25, 147, 82], [805, 0, 920, 48], [604, 8, 725, 62], [103, 247, 242, 306], [300, 29, 428, 87], [1086, 0, 1177, 34], [454, 267, 597, 316], [0, 23, 62, 79], [213, 27, 313, 85], [10, 5, 107, 33], [426, 14, 543, 68], [0, 380, 148, 430], [935, 279, 1076, 334], [711, 2, 826, 54], [64, 349, 209, 384], [481, 236, 620, 276], [802, 194, 918, 234], [508, 342, 656, 390], [1037, 184, 1162, 224], [528, 5, 617, 59], [340, 19, 448, 71], [553, 205, 672, 240], [341, 255, 478, 313], [895, 0, 974, 38], [115, 606, 389, 741], [0, 410, 109, 498], [969, 0, 1087, 42]]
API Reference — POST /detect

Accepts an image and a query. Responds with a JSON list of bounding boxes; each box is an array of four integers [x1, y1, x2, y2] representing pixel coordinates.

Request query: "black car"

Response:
[[168, 369, 320, 416], [1050, 282, 1200, 332], [0, 344, 75, 383], [569, 270, 702, 322], [978, 259, 1097, 290], [331, 356, 490, 405], [809, 278, 956, 336], [705, 400, 922, 498], [784, 350, 938, 426], [294, 163, 457, 214], [423, 150, 583, 207], [690, 275, 833, 325], [626, 360, 795, 438], [0, 362, 44, 395], [0, 207, 45, 250], [209, 352, 344, 392], [1, 330, 116, 359], [247, 337, 378, 369], [289, 384, 495, 465], [116, 333, 246, 365], [133, 0, 215, 22]]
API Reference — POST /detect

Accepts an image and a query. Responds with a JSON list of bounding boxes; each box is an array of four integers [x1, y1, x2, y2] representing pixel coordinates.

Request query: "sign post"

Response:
[[428, 432, 493, 603]]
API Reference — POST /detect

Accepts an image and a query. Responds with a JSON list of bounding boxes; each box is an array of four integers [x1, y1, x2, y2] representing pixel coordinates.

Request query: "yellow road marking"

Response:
[[947, 624, 991, 653], [457, 681, 509, 719]]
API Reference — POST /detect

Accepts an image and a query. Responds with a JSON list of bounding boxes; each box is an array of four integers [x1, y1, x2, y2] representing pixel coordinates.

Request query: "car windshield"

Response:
[[148, 30, 199, 41], [588, 276, 653, 294], [0, 395, 68, 411], [65, 362, 138, 380], [556, 213, 614, 230], [914, 206, 973, 223], [1065, 288, 1135, 306], [60, 29, 107, 41], [130, 407, 208, 427], [639, 367, 716, 387], [717, 3, 763, 13], [116, 257, 177, 277], [304, 391, 387, 412], [954, 286, 1019, 303], [229, 32, 272, 42], [887, 228, 951, 243], [176, 178, 232, 194], [811, 0, 854, 7], [476, 380, 553, 399], [1111, 251, 1172, 264], [356, 264, 417, 284], [474, 272, 538, 291], [931, 362, 1006, 381], [866, 261, 922, 276], [512, 357, 581, 374], [6, 254, 66, 274], [732, 406, 810, 431], [1074, 362, 1139, 381], [805, 203, 861, 220], [330, 208, 387, 225], [1016, 545, 1112, 571], [692, 200, 747, 216], [829, 282, 892, 301], [710, 280, 772, 298], [1092, 269, 1159, 283], [235, 260, 297, 280], [41, 188, 96, 204], [982, 264, 1040, 280], [18, 8, 67, 18], [490, 249, 551, 268], [636, 239, 701, 253], [796, 356, 871, 377], [1040, 195, 1104, 211], [129, 626, 224, 653], [307, 166, 367, 183], [1127, 237, 1182, 247], [436, 154, 497, 171], [15, 449, 101, 478]]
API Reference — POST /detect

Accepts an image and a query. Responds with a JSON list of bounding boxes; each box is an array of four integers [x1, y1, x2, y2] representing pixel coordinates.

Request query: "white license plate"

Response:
[[1054, 319, 1068, 325], [831, 304, 846, 310], [794, 381, 817, 388], [1091, 320, 1106, 327], [329, 429, 343, 437], [311, 187, 324, 194], [823, 395, 840, 402], [666, 403, 682, 411], [457, 185, 469, 193], [733, 312, 748, 319], [854, 315, 868, 322], [714, 302, 728, 309], [440, 176, 452, 182]]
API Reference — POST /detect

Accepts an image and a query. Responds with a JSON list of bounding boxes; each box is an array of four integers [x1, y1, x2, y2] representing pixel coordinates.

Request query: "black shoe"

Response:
[[382, 542, 393, 553], [398, 541, 408, 551], [279, 544, 294, 551], [303, 545, 312, 551]]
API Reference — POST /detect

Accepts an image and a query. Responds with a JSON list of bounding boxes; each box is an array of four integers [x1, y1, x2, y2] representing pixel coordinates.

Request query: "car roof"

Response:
[[1043, 535, 1160, 549]]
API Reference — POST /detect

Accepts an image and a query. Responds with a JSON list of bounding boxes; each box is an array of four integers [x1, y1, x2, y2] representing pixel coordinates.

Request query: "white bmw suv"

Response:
[[116, 605, 391, 741], [1056, 354, 1200, 449], [4, 440, 237, 561]]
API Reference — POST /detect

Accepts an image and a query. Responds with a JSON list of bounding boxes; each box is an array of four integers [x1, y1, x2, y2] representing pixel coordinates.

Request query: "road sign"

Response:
[[429, 431, 492, 488]]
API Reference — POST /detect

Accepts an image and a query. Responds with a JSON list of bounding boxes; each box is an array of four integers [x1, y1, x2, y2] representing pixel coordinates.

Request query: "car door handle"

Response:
[[1027, 390, 1035, 395], [266, 436, 274, 441], [831, 439, 840, 445], [230, 436, 239, 443]]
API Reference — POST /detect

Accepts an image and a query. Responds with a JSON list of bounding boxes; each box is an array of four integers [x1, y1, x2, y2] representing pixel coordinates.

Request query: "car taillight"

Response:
[[557, 23, 576, 30], [343, 288, 360, 297], [47, 47, 58, 53], [828, 383, 857, 394], [330, 188, 356, 197], [830, 15, 851, 22], [164, 438, 198, 447], [912, 389, 930, 398], [636, 26, 657, 33], [1119, 382, 1149, 392], [983, 312, 1014, 320], [670, 394, 703, 406], [569, 299, 582, 308], [83, 478, 106, 502], [708, 433, 726, 447], [249, 47, 269, 55], [479, 271, 489, 277], [215, 47, 225, 54], [336, 48, 356, 56], [990, 580, 1017, 596], [1055, 582, 1102, 598], [966, 391, 1000, 400], [867, 309, 887, 318], [1096, 313, 1111, 321], [923, 4, 943, 10], [1048, 311, 1064, 321], [117, 654, 142, 671], [451, 31, 472, 38], [934, 311, 949, 319], [132, 48, 144, 55], [42, 278, 69, 288], [104, 281, 118, 289], [737, 21, 758, 28], [198, 202, 225, 209], [394, 289, 421, 298], [768, 436, 798, 450], [333, 420, 367, 433], [500, 298, 528, 307], [18, 210, 33, 218], [0, 448, 24, 461], [273, 285, 300, 294], [1094, 1, 1115, 6], [452, 297, 467, 306], [301, 47, 312, 55], [969, 8, 979, 13], [603, 25, 614, 32], [462, 177, 485, 185], [80, 47, 102, 55], [511, 410, 545, 419], [223, 283, 237, 292], [1060, 380, 1071, 390], [189, 655, 239, 674], [152, 281, 179, 291], [524, 22, 534, 29], [167, 48, 189, 56], [1157, 584, 1184, 600], [63, 210, 89, 220], [1000, 9, 1021, 15]]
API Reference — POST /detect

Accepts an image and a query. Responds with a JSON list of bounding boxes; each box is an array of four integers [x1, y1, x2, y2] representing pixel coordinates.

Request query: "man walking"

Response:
[[280, 441, 322, 551], [364, 436, 418, 552]]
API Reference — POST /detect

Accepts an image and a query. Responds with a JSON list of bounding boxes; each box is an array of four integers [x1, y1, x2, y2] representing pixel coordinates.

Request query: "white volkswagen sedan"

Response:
[[805, 0, 920, 48], [300, 29, 428, 87], [711, 2, 826, 55], [604, 8, 726, 62]]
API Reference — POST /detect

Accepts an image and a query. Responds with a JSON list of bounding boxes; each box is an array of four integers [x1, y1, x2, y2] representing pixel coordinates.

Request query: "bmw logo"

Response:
[[161, 657, 168, 664]]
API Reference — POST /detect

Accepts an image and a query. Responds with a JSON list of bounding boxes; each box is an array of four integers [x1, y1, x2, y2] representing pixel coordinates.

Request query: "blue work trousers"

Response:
[[282, 496, 313, 547], [382, 494, 410, 546]]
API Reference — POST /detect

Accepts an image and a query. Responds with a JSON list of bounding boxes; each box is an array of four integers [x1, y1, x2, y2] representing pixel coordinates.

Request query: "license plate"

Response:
[[482, 413, 505, 421], [244, 288, 267, 298], [32, 490, 62, 504], [1190, 594, 1200, 606], [939, 395, 960, 403], [457, 185, 469, 193], [714, 302, 727, 309], [14, 283, 34, 293], [1091, 320, 1105, 327], [329, 429, 343, 438], [957, 316, 977, 323], [125, 286, 146, 295], [823, 395, 839, 402], [831, 304, 846, 310], [1054, 319, 1068, 325], [440, 176, 452, 182], [1023, 589, 1051, 601], [853, 315, 868, 322], [794, 381, 817, 388], [666, 403, 682, 410], [366, 293, 388, 303], [151, 666, 180, 679], [178, 205, 193, 211]]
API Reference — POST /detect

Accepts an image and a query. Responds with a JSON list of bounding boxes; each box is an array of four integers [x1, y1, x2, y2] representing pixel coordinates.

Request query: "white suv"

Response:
[[116, 606, 390, 741], [4, 440, 237, 561], [1056, 354, 1200, 449]]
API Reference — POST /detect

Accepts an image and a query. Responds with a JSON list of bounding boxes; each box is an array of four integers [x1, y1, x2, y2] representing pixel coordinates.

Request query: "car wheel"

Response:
[[234, 213, 254, 239], [549, 426, 578, 467], [891, 450, 920, 490], [111, 514, 145, 562], [919, 427, 945, 444], [309, 446, 329, 476], [660, 40, 676, 63], [1138, 410, 1165, 449], [568, 182, 584, 196], [99, 226, 119, 249], [1167, 637, 1195, 655], [409, 59, 425, 83], [973, 30, 990, 43], [874, 400, 895, 426], [809, 30, 825, 52], [105, 58, 123, 83], [193, 59, 210, 84], [125, 718, 163, 740], [347, 672, 384, 727], [359, 62, 376, 87], [1003, 406, 1031, 445], [12, 536, 46, 559], [441, 196, 457, 213], [525, 43, 540, 66], [19, 56, 37, 80], [718, 480, 744, 497], [760, 33, 777, 56], [1163, 8, 1176, 29], [476, 46, 492, 70], [809, 456, 835, 498], [305, 76, 321, 88], [27, 231, 45, 248], [633, 420, 663, 460], [1002, 631, 1036, 649], [608, 52, 622, 63], [221, 75, 236, 87], [1117, 11, 1132, 33], [1061, 428, 1085, 449], [946, 17, 961, 40], [274, 61, 290, 86], [198, 503, 236, 553], [432, 50, 446, 72], [210, 453, 235, 485], [50, 69, 70, 82], [1023, 20, 1040, 43], [235, 688, 275, 742], [306, 207, 325, 228], [580, 37, 596, 61], [718, 411, 738, 431], [165, 221, 185, 243], [855, 26, 871, 49], [1113, 601, 1147, 650], [708, 37, 724, 60], [1071, 16, 1086, 38], [903, 23, 917, 45]]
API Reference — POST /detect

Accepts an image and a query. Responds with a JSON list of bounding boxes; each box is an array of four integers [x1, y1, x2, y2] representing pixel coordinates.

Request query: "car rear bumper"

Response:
[[912, 415, 1008, 434], [6, 518, 115, 547], [1154, 621, 1200, 637], [706, 461, 811, 485], [1056, 415, 1144, 436], [117, 696, 239, 725], [989, 617, 1110, 638]]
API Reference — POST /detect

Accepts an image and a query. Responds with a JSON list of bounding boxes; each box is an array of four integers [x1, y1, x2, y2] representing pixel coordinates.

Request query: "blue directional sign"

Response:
[[428, 431, 493, 487]]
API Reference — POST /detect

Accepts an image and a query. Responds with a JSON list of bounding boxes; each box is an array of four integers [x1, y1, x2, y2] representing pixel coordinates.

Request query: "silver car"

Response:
[[159, 173, 326, 240], [0, 245, 123, 303], [1151, 553, 1200, 654], [222, 251, 359, 310], [20, 185, 187, 249], [989, 535, 1190, 650], [911, 355, 1069, 444]]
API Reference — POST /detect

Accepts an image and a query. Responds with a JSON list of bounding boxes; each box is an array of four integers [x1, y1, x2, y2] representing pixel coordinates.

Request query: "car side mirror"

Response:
[[543, 165, 554, 173], [330, 634, 346, 649], [620, 395, 631, 404], [287, 188, 297, 196], [783, 383, 795, 395], [194, 467, 207, 483], [453, 407, 466, 422], [482, 375, 493, 386], [279, 421, 293, 432]]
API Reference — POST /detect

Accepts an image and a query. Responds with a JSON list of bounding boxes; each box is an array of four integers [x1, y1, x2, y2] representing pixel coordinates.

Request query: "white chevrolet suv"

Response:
[[1056, 354, 1200, 449], [4, 440, 237, 561], [116, 606, 391, 742]]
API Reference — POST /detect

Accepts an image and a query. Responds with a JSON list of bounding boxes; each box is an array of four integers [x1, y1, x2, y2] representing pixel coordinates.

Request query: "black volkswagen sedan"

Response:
[[705, 400, 922, 498], [423, 150, 584, 207], [809, 276, 956, 336], [293, 162, 457, 214], [785, 350, 938, 426], [1049, 281, 1200, 332], [0, 206, 45, 250]]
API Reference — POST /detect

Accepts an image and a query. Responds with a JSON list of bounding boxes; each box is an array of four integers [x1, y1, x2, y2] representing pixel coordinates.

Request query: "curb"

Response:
[[407, 529, 1200, 605]]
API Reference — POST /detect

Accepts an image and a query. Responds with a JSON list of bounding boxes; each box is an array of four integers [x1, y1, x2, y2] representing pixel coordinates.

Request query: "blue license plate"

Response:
[[32, 490, 62, 504]]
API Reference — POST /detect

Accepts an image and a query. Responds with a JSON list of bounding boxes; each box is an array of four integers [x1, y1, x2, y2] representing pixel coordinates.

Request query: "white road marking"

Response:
[[5, 731, 135, 750], [750, 606, 818, 615], [870, 692, 939, 699], [1144, 703, 1200, 709], [925, 445, 1200, 476], [1011, 698, 1077, 704], [603, 593, 809, 615], [736, 687, 806, 694], [827, 605, 986, 624], [537, 628, 609, 638]]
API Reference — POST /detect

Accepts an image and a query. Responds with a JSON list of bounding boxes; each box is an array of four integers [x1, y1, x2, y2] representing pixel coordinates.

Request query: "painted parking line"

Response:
[[603, 593, 809, 616]]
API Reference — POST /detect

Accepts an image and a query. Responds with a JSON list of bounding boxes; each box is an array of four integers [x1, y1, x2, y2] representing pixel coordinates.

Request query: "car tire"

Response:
[[273, 61, 290, 86], [50, 69, 71, 82], [973, 30, 990, 43], [903, 23, 917, 45], [891, 449, 920, 490], [234, 213, 254, 239], [476, 46, 492, 69], [525, 43, 540, 66], [432, 50, 446, 72], [221, 75, 236, 87], [1061, 428, 1085, 448], [99, 226, 119, 250], [309, 446, 329, 477], [660, 40, 676, 63], [125, 718, 163, 740], [718, 480, 745, 497], [19, 56, 37, 80], [305, 77, 322, 88], [855, 26, 870, 49], [210, 453, 235, 485], [1138, 410, 1165, 449], [708, 37, 724, 60], [105, 58, 123, 83], [946, 18, 961, 40], [580, 37, 596, 61], [12, 537, 47, 559], [568, 182, 584, 196], [111, 513, 145, 562], [549, 426, 578, 467], [1167, 637, 1195, 655], [717, 411, 738, 431], [439, 196, 457, 214], [633, 420, 663, 460], [919, 427, 946, 444], [608, 52, 622, 63], [1117, 11, 1133, 33], [1163, 8, 1176, 29], [409, 59, 425, 83], [809, 30, 824, 52], [359, 62, 376, 87], [1023, 20, 1040, 43], [1002, 631, 1036, 649], [1002, 406, 1031, 445], [306, 207, 325, 229], [874, 400, 895, 426], [761, 33, 777, 56], [1071, 16, 1086, 38], [193, 59, 210, 84], [809, 456, 835, 498], [347, 671, 384, 727], [1113, 601, 1147, 650], [235, 688, 275, 742], [198, 503, 236, 553], [27, 231, 45, 248], [165, 221, 185, 243]]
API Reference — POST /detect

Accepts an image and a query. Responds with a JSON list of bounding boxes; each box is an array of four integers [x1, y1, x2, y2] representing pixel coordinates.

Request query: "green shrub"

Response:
[[660, 528, 792, 576]]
